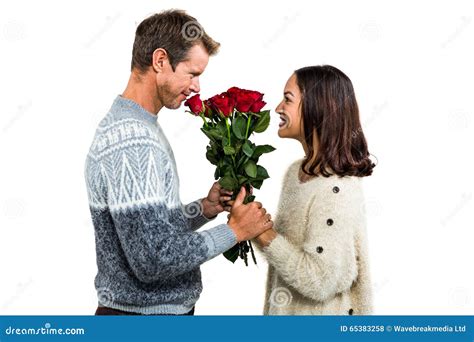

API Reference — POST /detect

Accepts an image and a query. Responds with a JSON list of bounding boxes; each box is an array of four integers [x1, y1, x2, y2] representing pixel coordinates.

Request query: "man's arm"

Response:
[[99, 138, 237, 283], [184, 182, 230, 231], [183, 199, 213, 231]]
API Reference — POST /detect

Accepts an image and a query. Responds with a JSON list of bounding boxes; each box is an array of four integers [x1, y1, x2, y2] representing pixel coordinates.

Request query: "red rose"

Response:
[[203, 100, 213, 117], [227, 87, 264, 112], [208, 93, 235, 117], [226, 87, 243, 98], [184, 94, 203, 115], [249, 99, 266, 113]]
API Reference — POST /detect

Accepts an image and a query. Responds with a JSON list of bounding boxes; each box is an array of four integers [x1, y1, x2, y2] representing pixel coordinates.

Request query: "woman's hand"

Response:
[[255, 228, 278, 247]]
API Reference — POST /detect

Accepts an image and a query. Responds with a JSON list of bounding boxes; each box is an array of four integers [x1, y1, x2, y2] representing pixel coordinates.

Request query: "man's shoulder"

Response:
[[89, 117, 163, 160]]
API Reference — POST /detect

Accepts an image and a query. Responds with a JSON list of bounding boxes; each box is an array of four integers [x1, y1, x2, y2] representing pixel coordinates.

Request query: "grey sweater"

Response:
[[84, 95, 237, 314]]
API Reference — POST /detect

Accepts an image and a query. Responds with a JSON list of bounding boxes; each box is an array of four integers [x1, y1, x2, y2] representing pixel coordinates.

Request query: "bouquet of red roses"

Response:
[[185, 87, 275, 265]]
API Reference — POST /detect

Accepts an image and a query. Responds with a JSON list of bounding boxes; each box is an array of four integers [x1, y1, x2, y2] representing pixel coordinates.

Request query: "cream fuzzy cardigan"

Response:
[[260, 160, 373, 315]]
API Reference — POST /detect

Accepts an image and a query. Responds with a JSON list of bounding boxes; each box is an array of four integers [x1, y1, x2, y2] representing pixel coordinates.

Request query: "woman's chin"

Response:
[[278, 127, 290, 138]]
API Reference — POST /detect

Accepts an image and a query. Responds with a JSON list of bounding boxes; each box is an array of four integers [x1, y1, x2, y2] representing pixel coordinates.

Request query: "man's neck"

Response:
[[122, 72, 163, 115]]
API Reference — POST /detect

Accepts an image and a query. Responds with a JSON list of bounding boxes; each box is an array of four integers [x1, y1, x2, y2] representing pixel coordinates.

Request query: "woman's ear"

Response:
[[152, 48, 168, 73]]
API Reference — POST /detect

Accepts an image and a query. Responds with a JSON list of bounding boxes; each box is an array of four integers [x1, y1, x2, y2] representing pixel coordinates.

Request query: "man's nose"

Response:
[[190, 77, 200, 93]]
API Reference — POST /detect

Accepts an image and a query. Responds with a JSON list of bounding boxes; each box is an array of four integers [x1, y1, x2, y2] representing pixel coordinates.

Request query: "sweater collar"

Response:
[[112, 95, 158, 125]]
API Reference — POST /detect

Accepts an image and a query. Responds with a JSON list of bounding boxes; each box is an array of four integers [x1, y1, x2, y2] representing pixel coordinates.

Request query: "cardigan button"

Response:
[[348, 308, 354, 315], [327, 218, 334, 226], [316, 246, 324, 253], [332, 186, 340, 193]]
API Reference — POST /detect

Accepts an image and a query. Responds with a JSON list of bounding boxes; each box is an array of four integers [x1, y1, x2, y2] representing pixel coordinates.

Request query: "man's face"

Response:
[[157, 44, 209, 110]]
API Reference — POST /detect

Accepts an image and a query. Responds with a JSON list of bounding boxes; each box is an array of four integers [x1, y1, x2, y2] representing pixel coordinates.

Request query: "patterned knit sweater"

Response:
[[84, 96, 237, 315], [261, 160, 373, 315]]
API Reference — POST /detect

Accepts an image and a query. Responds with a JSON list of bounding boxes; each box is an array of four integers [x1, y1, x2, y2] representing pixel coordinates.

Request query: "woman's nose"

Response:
[[275, 102, 283, 114]]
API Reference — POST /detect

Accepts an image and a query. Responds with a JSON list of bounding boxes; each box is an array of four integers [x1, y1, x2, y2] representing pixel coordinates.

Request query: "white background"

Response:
[[1, 0, 473, 315]]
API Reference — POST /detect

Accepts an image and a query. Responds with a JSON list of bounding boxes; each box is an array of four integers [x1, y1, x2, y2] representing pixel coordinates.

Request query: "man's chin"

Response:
[[164, 101, 182, 110]]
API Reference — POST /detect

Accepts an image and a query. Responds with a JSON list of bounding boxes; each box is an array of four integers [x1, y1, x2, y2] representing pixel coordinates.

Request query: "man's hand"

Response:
[[227, 187, 273, 242], [201, 182, 233, 219], [221, 187, 252, 212]]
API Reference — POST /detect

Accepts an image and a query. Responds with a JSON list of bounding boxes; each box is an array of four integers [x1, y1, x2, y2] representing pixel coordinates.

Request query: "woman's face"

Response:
[[275, 73, 303, 141]]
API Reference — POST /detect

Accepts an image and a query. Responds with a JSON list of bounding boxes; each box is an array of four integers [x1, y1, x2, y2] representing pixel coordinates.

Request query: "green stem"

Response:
[[225, 117, 231, 146], [245, 115, 251, 139], [200, 114, 208, 128]]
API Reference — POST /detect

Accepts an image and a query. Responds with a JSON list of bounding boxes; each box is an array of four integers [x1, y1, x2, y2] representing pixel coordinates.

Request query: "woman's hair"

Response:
[[295, 65, 376, 177]]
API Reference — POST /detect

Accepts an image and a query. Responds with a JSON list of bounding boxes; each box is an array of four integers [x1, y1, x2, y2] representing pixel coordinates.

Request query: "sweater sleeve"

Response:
[[99, 138, 236, 283], [263, 190, 359, 302], [183, 199, 215, 231]]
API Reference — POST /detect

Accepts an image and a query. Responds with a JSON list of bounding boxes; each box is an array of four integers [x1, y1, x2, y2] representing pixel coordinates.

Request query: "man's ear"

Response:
[[152, 48, 169, 73]]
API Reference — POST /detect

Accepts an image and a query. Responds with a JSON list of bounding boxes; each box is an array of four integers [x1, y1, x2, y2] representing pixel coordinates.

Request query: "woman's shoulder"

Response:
[[303, 172, 365, 205]]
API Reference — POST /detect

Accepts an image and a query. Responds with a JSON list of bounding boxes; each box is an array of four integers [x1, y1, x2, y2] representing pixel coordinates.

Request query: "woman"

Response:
[[254, 65, 375, 315]]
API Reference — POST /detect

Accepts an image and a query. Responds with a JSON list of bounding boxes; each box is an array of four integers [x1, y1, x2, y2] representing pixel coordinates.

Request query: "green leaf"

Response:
[[250, 180, 263, 189], [232, 116, 247, 140], [218, 164, 232, 178], [206, 149, 219, 165], [217, 120, 228, 135], [237, 175, 248, 186], [256, 165, 270, 179], [223, 145, 235, 155], [219, 176, 237, 190], [222, 137, 230, 147], [236, 154, 249, 171], [254, 110, 271, 133], [242, 140, 254, 157], [244, 160, 257, 178], [200, 128, 216, 142], [244, 195, 256, 204], [223, 245, 240, 263], [253, 144, 276, 159]]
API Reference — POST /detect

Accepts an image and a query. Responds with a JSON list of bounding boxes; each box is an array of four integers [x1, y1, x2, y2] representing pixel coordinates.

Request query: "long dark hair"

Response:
[[295, 65, 375, 177]]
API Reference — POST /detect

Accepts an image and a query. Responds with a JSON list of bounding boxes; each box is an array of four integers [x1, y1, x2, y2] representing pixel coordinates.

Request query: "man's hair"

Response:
[[131, 10, 220, 72]]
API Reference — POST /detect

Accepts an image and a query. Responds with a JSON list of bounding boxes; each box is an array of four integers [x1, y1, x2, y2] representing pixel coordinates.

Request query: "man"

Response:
[[84, 10, 273, 315]]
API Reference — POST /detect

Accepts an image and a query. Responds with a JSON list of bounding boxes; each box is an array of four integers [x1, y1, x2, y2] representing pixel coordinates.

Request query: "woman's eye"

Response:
[[284, 97, 290, 103]]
